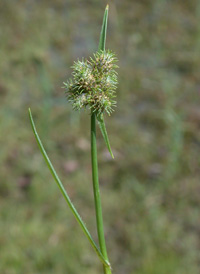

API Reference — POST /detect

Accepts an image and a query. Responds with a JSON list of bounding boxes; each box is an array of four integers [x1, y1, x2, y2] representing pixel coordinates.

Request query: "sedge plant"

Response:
[[29, 5, 118, 274]]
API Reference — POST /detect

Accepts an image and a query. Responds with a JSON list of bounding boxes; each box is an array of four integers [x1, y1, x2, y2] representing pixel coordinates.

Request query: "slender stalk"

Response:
[[91, 110, 112, 274]]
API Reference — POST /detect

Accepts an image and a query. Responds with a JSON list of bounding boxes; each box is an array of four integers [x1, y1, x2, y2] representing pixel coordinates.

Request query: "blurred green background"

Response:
[[1, 0, 200, 273]]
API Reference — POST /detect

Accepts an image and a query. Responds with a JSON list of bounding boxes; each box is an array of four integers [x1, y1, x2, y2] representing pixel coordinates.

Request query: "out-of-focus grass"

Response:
[[1, 0, 200, 273]]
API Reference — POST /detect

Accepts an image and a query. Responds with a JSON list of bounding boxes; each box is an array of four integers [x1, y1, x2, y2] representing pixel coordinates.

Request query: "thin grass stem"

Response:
[[91, 110, 112, 274]]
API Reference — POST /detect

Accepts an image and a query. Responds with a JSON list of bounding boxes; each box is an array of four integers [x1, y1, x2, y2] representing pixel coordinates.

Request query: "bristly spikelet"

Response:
[[64, 50, 118, 116]]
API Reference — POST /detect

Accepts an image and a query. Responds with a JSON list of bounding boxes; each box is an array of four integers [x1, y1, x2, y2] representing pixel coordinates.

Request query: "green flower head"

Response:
[[64, 50, 118, 116]]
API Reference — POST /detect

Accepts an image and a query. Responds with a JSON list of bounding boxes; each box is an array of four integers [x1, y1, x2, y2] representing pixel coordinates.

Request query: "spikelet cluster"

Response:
[[64, 50, 118, 115]]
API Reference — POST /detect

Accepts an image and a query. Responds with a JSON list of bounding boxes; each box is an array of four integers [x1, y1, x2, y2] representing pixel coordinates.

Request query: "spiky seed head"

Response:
[[64, 50, 118, 116]]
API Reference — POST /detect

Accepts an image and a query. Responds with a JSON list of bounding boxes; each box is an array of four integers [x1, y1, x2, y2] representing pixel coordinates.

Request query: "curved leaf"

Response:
[[28, 108, 110, 268]]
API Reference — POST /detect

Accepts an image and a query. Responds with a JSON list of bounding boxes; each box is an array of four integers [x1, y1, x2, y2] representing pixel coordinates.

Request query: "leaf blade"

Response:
[[98, 4, 109, 52], [97, 113, 114, 159], [97, 5, 114, 159], [28, 108, 110, 268]]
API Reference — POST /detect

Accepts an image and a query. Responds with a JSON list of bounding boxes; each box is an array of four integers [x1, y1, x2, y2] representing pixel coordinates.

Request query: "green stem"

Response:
[[91, 111, 112, 274]]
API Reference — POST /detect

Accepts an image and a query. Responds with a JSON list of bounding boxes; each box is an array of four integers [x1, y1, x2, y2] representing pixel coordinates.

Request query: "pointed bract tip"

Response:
[[106, 4, 109, 10]]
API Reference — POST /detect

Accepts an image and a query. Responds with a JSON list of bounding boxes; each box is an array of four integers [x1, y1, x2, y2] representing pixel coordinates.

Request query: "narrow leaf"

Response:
[[97, 5, 114, 158], [28, 108, 110, 268], [97, 113, 114, 159], [98, 4, 109, 52]]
